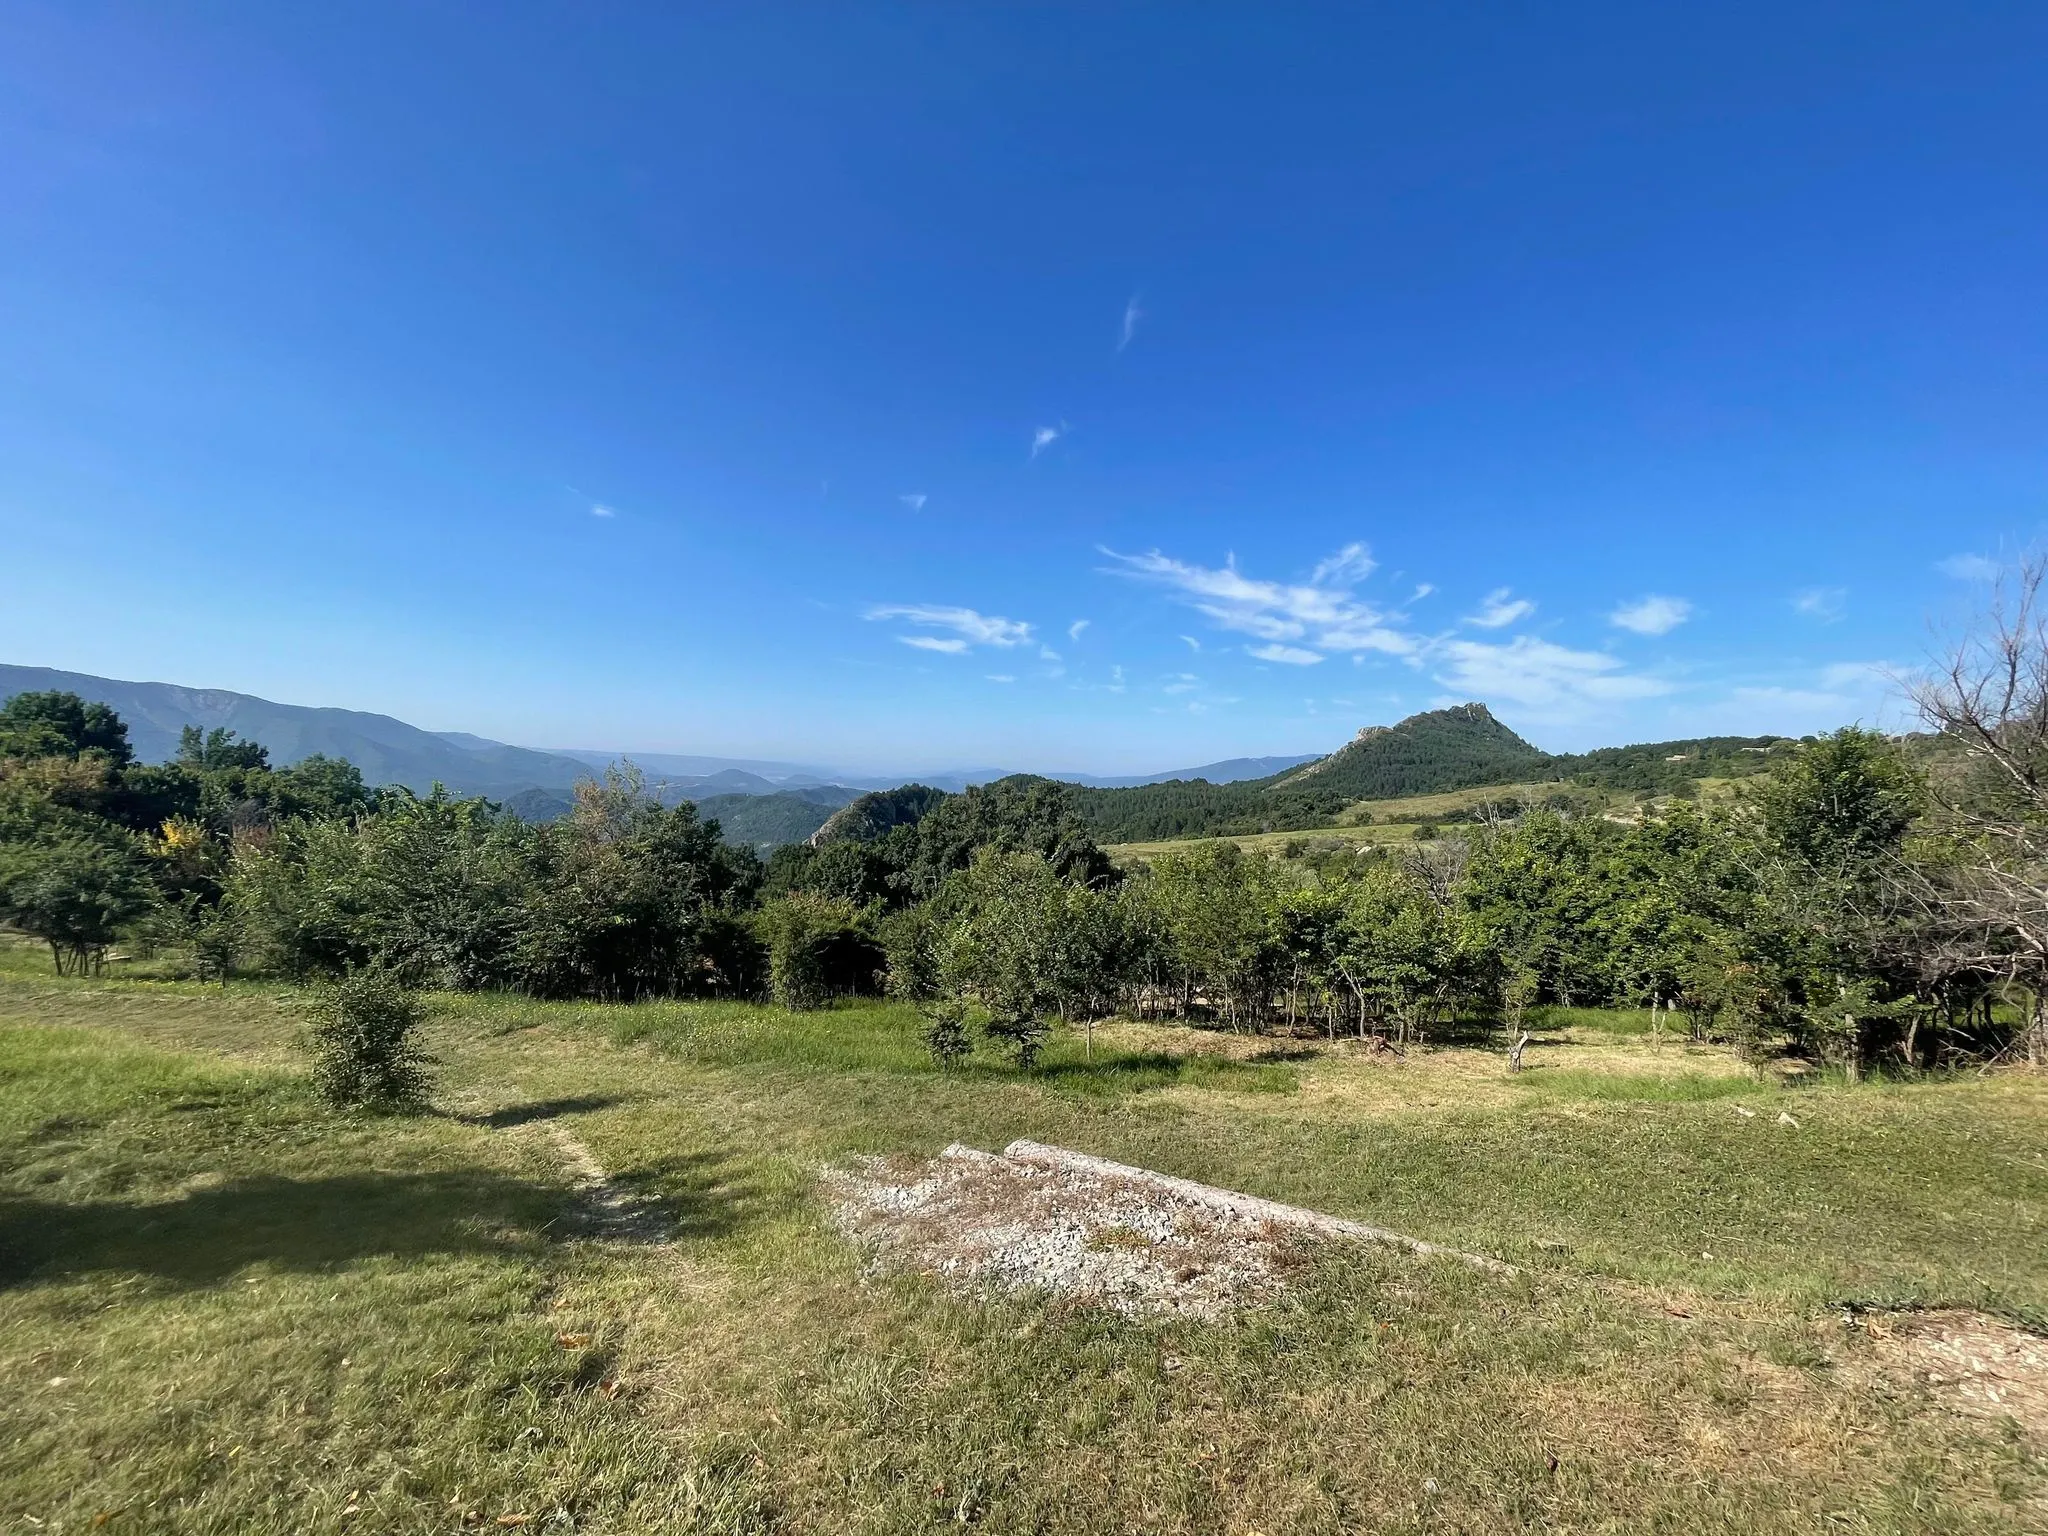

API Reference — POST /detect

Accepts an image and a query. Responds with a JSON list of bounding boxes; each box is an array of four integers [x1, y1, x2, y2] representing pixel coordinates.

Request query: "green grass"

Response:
[[1509, 1067, 1770, 1101], [2, 964, 2045, 1532], [1528, 1003, 1660, 1035]]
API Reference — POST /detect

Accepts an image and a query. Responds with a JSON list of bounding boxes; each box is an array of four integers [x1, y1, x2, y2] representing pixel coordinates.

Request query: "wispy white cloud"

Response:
[[1179, 635, 1201, 653], [1609, 594, 1693, 636], [1030, 421, 1068, 459], [1938, 553, 1999, 582], [985, 674, 1016, 684], [1038, 645, 1061, 662], [1792, 587, 1846, 622], [1068, 618, 1091, 642], [1312, 542, 1376, 585], [1411, 583, 1436, 601], [1109, 664, 1126, 693], [1434, 636, 1668, 723], [590, 503, 616, 519], [866, 604, 1033, 651], [898, 493, 927, 511], [1100, 543, 1415, 658], [1465, 587, 1536, 629], [1162, 673, 1200, 695], [1249, 643, 1324, 666], [1117, 295, 1143, 352]]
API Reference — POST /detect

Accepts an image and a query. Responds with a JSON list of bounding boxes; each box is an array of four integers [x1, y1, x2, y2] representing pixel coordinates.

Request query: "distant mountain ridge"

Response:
[[0, 665, 1323, 814], [2, 666, 1800, 847], [0, 664, 599, 800]]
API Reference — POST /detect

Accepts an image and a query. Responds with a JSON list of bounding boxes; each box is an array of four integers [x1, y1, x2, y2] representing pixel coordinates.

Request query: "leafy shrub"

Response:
[[982, 1011, 1050, 1071], [920, 999, 973, 1068], [303, 968, 431, 1110], [756, 893, 882, 1011]]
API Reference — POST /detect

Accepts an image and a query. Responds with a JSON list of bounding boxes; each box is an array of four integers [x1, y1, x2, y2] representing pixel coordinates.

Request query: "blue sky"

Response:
[[3, 4, 2045, 773]]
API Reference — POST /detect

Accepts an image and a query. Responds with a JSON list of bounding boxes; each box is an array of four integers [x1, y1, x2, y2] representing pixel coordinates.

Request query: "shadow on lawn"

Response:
[[1031, 1050, 1299, 1096], [0, 1155, 760, 1289], [453, 1094, 637, 1129]]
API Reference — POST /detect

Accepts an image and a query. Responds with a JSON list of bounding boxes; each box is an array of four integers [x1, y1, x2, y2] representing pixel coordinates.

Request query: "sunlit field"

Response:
[[3, 939, 2043, 1534]]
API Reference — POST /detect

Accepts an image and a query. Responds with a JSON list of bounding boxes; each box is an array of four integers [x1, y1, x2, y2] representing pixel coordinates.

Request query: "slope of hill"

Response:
[[1271, 703, 1550, 799], [695, 786, 863, 848], [809, 785, 953, 847], [4, 666, 1807, 842], [1550, 735, 1791, 793], [1065, 704, 1541, 843], [544, 746, 845, 789], [1059, 753, 1322, 788], [0, 664, 596, 798], [1065, 706, 1804, 845]]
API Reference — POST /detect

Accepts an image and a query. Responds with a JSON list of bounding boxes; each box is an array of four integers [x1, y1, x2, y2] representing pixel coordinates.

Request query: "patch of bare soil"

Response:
[[539, 1122, 669, 1244], [823, 1141, 1504, 1318], [1856, 1309, 2048, 1437]]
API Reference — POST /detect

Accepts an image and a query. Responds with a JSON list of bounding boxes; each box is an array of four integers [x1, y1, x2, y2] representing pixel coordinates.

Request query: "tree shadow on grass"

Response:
[[0, 1156, 761, 1291], [1247, 1046, 1320, 1065], [564, 1149, 774, 1245], [1029, 1051, 1299, 1097], [449, 1095, 638, 1129]]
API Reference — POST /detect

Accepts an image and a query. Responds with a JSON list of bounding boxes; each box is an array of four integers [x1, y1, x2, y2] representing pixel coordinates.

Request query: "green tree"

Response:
[[935, 850, 1072, 1067], [1135, 842, 1283, 1028], [756, 892, 880, 1010], [0, 831, 156, 974], [177, 725, 270, 772], [513, 766, 759, 1000], [0, 690, 133, 766]]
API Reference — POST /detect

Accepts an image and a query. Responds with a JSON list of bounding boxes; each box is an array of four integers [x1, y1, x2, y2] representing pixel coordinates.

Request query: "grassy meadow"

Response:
[[2, 937, 2045, 1533]]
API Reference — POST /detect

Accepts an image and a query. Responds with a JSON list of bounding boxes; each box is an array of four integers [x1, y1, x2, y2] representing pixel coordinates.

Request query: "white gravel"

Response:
[[822, 1143, 1322, 1318]]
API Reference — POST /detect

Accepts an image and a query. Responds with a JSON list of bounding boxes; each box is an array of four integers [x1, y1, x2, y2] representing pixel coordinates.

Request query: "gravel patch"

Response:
[[823, 1141, 1491, 1318]]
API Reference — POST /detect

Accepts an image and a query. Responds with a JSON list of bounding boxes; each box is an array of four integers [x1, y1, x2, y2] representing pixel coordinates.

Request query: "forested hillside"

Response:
[[696, 786, 859, 849], [1275, 704, 1550, 798], [1550, 736, 1790, 793], [810, 784, 953, 847], [1062, 706, 1799, 844], [10, 667, 2042, 1078]]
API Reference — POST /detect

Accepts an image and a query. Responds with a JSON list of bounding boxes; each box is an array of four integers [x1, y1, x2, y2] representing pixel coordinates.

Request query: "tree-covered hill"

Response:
[[1549, 736, 1792, 794], [695, 786, 860, 849], [1061, 705, 1802, 845], [1065, 705, 1549, 842], [1270, 703, 1551, 800], [810, 784, 952, 847]]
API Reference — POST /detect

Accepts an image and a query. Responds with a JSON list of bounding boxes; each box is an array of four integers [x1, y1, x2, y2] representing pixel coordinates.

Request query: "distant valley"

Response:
[[0, 665, 1326, 843]]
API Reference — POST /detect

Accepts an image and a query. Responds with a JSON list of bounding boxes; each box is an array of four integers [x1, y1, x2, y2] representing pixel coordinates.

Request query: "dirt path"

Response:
[[532, 1119, 669, 1244]]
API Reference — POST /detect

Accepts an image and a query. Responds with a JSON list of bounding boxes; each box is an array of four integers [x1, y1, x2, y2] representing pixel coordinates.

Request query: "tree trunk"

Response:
[[1507, 1032, 1531, 1072]]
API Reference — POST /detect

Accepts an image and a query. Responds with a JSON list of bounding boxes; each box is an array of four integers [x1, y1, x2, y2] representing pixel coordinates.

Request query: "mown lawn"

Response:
[[1, 958, 2044, 1533]]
